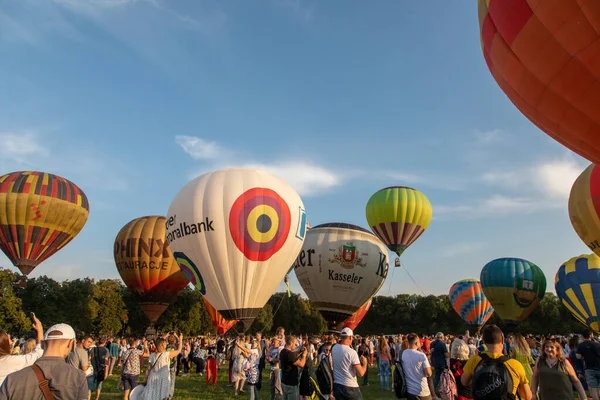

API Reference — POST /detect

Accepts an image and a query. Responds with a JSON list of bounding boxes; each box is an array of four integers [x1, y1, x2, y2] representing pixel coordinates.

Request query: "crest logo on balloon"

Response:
[[329, 241, 367, 270], [173, 251, 206, 294], [513, 278, 537, 308], [228, 187, 291, 261]]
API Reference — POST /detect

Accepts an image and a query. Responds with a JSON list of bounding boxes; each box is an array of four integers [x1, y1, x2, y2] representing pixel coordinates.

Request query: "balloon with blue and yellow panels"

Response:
[[166, 168, 307, 328], [555, 254, 600, 332], [480, 257, 546, 331]]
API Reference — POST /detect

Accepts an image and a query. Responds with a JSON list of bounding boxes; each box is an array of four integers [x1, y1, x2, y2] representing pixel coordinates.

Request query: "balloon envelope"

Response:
[[449, 279, 493, 328], [114, 216, 190, 324], [480, 257, 546, 328], [0, 171, 90, 275], [366, 186, 432, 257], [555, 254, 600, 332], [478, 0, 600, 164], [202, 297, 238, 335], [166, 168, 306, 323], [342, 298, 372, 331], [294, 222, 388, 330], [569, 164, 600, 255]]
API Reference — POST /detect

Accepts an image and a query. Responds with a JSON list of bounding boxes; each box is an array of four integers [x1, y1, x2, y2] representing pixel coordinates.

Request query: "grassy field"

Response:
[[99, 365, 399, 400]]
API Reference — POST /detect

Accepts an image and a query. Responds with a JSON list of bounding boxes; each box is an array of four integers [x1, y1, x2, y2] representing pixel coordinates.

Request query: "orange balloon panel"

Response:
[[114, 216, 189, 324], [202, 297, 238, 335], [478, 0, 600, 163], [0, 171, 90, 275], [342, 298, 372, 331]]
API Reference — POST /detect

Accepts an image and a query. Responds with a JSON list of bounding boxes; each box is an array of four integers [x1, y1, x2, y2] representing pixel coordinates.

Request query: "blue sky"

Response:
[[0, 0, 591, 296]]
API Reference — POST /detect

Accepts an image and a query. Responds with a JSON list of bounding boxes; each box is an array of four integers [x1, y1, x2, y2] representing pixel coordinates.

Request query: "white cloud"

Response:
[[434, 195, 557, 218], [0, 131, 49, 161], [175, 136, 228, 161], [176, 136, 344, 197], [274, 0, 317, 22], [533, 159, 584, 199], [473, 129, 508, 145]]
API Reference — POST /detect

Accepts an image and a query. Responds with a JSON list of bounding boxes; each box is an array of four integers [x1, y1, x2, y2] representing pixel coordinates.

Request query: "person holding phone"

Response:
[[0, 313, 44, 386]]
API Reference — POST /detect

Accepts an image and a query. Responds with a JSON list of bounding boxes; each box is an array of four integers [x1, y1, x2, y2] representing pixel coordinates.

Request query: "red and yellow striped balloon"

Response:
[[478, 0, 600, 164], [0, 171, 90, 275], [342, 298, 372, 331], [569, 164, 600, 255]]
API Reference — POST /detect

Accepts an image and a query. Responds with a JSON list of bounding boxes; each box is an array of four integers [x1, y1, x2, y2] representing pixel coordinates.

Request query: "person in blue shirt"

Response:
[[430, 332, 450, 390]]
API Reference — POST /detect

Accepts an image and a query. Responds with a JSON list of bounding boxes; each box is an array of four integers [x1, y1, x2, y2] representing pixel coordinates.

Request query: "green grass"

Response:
[[98, 365, 399, 400]]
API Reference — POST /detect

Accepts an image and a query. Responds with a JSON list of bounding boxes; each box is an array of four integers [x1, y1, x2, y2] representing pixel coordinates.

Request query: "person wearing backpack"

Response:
[[401, 333, 433, 400], [576, 329, 600, 400], [461, 325, 532, 400]]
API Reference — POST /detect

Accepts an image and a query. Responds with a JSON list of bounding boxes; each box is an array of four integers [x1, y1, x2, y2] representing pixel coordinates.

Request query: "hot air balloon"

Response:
[[478, 1, 600, 164], [555, 254, 600, 332], [0, 171, 90, 275], [568, 164, 600, 255], [449, 279, 494, 332], [114, 216, 189, 324], [480, 257, 546, 331], [342, 298, 372, 332], [202, 296, 239, 335], [294, 223, 388, 330], [166, 168, 306, 329], [366, 186, 432, 266]]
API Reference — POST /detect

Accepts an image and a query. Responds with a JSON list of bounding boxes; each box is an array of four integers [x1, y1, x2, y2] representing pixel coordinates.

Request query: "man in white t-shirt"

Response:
[[401, 332, 433, 400], [331, 328, 368, 400]]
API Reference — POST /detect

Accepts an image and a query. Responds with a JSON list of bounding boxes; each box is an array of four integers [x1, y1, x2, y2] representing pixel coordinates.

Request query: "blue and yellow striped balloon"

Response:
[[480, 257, 546, 328], [449, 279, 494, 328], [555, 254, 600, 332]]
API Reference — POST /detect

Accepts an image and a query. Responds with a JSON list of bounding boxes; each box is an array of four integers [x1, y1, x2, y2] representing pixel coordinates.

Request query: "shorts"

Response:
[[586, 369, 600, 388], [87, 375, 103, 391], [122, 373, 139, 391]]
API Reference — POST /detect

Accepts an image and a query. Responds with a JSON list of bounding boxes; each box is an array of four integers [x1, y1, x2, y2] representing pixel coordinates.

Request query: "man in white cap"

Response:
[[0, 323, 88, 400], [331, 327, 368, 400]]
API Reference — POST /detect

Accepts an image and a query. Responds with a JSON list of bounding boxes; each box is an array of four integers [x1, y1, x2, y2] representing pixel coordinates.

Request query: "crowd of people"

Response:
[[1, 315, 600, 400]]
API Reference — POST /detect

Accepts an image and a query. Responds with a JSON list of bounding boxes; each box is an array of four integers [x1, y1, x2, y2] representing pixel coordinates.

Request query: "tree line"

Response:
[[0, 268, 586, 337]]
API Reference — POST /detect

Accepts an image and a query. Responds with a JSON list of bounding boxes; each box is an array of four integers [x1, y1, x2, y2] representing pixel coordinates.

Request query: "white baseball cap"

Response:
[[340, 327, 354, 337], [44, 323, 76, 340]]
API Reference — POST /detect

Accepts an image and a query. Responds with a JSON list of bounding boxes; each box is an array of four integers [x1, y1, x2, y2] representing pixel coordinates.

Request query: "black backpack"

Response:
[[393, 356, 407, 399], [316, 346, 335, 395], [471, 354, 515, 400], [92, 347, 107, 382]]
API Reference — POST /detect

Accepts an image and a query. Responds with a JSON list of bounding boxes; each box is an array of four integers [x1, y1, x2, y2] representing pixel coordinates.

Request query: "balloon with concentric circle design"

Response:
[[0, 171, 90, 275], [480, 257, 546, 330], [449, 279, 493, 330], [166, 168, 306, 325], [568, 164, 600, 255], [555, 254, 600, 332], [478, 0, 600, 164], [114, 216, 190, 324], [366, 186, 432, 259]]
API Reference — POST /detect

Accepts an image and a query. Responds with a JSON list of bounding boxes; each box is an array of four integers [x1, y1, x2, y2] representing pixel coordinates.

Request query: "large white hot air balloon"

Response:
[[166, 168, 307, 328], [294, 222, 388, 330]]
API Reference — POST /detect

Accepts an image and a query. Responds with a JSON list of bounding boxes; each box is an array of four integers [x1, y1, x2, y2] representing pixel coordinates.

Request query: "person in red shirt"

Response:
[[420, 334, 431, 357]]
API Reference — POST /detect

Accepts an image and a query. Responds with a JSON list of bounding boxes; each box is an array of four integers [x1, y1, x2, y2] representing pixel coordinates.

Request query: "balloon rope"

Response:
[[402, 261, 426, 295], [386, 265, 397, 295]]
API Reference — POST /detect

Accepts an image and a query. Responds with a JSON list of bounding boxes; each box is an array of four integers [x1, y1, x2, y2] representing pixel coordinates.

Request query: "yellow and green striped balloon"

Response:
[[365, 186, 432, 257]]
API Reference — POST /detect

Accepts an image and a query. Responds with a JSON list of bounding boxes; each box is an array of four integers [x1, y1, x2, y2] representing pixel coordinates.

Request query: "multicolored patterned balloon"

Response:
[[569, 164, 600, 255], [365, 186, 432, 258], [480, 257, 546, 329], [449, 279, 493, 328], [0, 171, 89, 275], [556, 254, 600, 332], [478, 0, 600, 164]]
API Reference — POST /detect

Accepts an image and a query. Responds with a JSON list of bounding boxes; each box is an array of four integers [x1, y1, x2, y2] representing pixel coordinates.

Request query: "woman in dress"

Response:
[[140, 333, 183, 400], [530, 339, 587, 400], [232, 335, 251, 396], [510, 333, 534, 384]]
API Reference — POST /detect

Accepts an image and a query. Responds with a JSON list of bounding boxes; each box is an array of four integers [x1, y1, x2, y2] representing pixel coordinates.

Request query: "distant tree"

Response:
[[61, 278, 95, 334], [0, 268, 29, 333], [91, 279, 127, 335], [17, 275, 65, 328]]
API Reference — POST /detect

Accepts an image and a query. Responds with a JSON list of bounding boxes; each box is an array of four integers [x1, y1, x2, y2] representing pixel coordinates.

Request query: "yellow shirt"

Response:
[[463, 352, 529, 395]]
